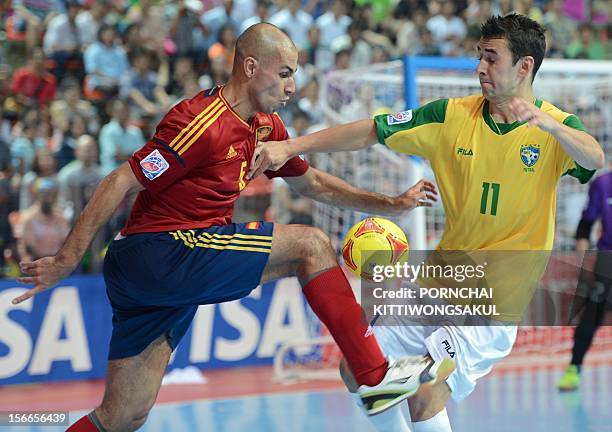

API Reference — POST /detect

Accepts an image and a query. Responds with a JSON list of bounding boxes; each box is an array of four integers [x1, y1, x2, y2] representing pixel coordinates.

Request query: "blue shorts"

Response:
[[103, 222, 274, 360]]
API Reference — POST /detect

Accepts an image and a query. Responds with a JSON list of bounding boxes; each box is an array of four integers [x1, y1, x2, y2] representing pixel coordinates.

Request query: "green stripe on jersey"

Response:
[[374, 99, 448, 145], [482, 99, 543, 135], [562, 114, 592, 183], [563, 114, 587, 132], [564, 163, 596, 184]]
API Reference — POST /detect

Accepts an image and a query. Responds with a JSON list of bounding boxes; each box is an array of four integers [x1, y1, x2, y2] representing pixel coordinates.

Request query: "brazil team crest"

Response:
[[520, 144, 540, 168]]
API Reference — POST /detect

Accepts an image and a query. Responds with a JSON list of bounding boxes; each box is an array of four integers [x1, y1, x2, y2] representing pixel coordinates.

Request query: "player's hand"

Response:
[[508, 97, 559, 133], [12, 256, 75, 304], [247, 140, 292, 180], [391, 179, 438, 215]]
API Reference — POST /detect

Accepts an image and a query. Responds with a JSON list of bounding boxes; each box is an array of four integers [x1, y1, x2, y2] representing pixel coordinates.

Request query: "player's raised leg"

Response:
[[261, 223, 454, 415], [67, 334, 172, 431]]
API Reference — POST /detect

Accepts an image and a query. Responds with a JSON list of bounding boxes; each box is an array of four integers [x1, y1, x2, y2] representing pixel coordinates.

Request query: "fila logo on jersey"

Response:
[[457, 148, 473, 156], [140, 149, 169, 180], [387, 110, 413, 125], [226, 145, 238, 159], [442, 339, 455, 358]]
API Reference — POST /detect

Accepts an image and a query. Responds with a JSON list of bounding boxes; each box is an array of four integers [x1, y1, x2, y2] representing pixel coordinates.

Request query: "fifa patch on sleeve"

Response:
[[387, 110, 413, 125], [140, 149, 170, 180]]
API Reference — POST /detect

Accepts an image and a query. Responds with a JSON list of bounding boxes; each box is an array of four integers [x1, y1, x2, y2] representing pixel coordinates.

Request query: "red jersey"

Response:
[[122, 86, 309, 235], [10, 66, 57, 105]]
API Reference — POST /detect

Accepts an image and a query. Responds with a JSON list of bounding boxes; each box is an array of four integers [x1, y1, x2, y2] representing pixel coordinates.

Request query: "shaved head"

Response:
[[233, 23, 296, 73], [225, 22, 298, 117]]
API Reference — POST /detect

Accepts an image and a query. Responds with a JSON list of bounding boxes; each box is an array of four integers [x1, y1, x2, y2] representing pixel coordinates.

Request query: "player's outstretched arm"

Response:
[[12, 163, 145, 305], [284, 167, 437, 216], [509, 97, 604, 170], [247, 119, 377, 180]]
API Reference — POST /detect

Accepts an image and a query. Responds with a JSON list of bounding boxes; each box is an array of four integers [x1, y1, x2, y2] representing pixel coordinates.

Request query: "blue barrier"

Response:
[[0, 276, 310, 385], [403, 56, 479, 109]]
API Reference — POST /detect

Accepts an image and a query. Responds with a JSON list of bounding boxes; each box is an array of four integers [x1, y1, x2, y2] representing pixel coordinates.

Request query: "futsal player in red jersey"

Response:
[[13, 24, 452, 431]]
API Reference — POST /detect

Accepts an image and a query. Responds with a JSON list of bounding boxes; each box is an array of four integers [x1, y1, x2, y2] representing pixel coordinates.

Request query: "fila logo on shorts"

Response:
[[387, 110, 413, 125], [442, 339, 456, 358], [140, 149, 170, 180]]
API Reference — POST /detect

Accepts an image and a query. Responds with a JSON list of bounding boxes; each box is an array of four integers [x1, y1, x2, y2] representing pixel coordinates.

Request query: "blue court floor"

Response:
[[5, 364, 612, 432]]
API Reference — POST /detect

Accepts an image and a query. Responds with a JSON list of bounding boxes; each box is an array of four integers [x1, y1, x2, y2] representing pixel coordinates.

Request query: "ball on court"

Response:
[[341, 217, 409, 280]]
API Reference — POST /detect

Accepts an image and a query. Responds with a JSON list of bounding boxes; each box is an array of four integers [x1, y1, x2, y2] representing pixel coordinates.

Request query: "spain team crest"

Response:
[[256, 125, 273, 141], [520, 144, 540, 167]]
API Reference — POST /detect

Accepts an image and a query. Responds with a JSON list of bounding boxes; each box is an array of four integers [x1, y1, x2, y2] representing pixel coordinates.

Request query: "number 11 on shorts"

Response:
[[480, 182, 500, 216]]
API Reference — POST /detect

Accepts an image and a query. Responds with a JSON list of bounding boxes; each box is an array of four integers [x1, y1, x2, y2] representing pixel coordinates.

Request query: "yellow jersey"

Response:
[[375, 95, 594, 251], [375, 95, 595, 321]]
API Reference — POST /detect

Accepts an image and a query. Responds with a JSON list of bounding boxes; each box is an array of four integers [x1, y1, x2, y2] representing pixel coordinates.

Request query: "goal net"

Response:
[[273, 57, 612, 382]]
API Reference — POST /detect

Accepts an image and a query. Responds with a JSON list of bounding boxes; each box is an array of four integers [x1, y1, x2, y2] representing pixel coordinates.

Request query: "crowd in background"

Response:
[[0, 0, 609, 277]]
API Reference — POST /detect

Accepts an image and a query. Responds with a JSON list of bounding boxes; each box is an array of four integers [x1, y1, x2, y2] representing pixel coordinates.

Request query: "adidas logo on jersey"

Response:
[[226, 145, 238, 159]]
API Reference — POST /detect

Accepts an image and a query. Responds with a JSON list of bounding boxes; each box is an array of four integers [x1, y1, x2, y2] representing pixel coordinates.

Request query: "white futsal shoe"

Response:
[[358, 355, 455, 416]]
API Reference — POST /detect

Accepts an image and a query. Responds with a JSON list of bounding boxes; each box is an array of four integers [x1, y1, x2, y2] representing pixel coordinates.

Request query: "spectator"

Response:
[[16, 177, 70, 262], [415, 28, 442, 56], [181, 75, 202, 100], [389, 3, 421, 56], [345, 20, 373, 68], [169, 0, 208, 64], [165, 56, 196, 98], [239, 0, 272, 35], [316, 0, 352, 49], [334, 47, 352, 70], [49, 78, 98, 137], [11, 0, 61, 52], [54, 114, 87, 171], [353, 0, 395, 24], [0, 157, 16, 276], [122, 23, 146, 60], [464, 0, 493, 39], [269, 0, 313, 49], [204, 56, 231, 87], [42, 0, 83, 83], [305, 25, 331, 70], [515, 0, 543, 23], [287, 108, 314, 137], [99, 100, 146, 174], [83, 24, 130, 100], [19, 147, 57, 211], [58, 134, 104, 222], [426, 0, 467, 55], [207, 24, 237, 74], [0, 137, 16, 275], [120, 49, 171, 119], [10, 121, 47, 175], [9, 47, 57, 108], [201, 0, 241, 51], [297, 78, 325, 125], [543, 0, 576, 57], [294, 48, 317, 92], [125, 0, 166, 54], [76, 1, 112, 49], [566, 24, 606, 60]]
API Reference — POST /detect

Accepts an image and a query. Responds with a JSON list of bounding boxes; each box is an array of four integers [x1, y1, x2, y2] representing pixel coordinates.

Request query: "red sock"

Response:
[[303, 266, 387, 386], [66, 415, 99, 431]]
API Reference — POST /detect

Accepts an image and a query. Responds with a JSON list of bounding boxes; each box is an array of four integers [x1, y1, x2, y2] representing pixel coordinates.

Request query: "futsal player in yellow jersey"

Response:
[[249, 13, 604, 432], [377, 95, 593, 252]]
